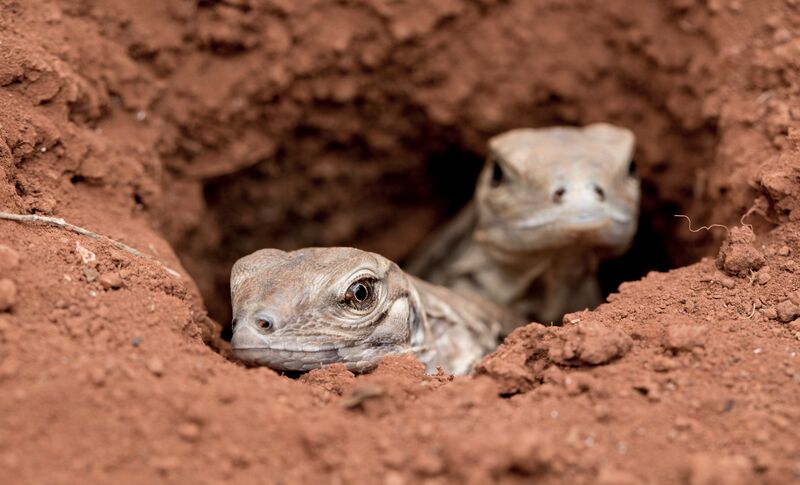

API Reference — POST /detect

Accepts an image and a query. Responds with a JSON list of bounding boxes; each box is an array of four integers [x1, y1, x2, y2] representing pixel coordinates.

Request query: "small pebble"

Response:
[[0, 245, 20, 273], [764, 308, 778, 320], [131, 336, 142, 347], [674, 416, 694, 430], [652, 355, 679, 372], [99, 273, 124, 290], [756, 271, 771, 285], [778, 246, 791, 256], [147, 357, 164, 377], [82, 267, 97, 283], [90, 368, 106, 387], [0, 279, 17, 312], [773, 28, 792, 43], [720, 277, 736, 289], [178, 422, 201, 442]]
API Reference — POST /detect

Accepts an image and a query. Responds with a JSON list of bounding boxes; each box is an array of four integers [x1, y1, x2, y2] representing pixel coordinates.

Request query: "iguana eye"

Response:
[[343, 278, 375, 310], [628, 159, 637, 177], [490, 160, 505, 187]]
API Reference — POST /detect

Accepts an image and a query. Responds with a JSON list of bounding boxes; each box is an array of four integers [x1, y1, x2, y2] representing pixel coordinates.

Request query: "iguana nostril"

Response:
[[594, 184, 606, 201], [552, 187, 566, 204]]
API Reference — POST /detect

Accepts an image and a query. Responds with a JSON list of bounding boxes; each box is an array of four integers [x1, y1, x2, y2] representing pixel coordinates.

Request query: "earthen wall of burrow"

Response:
[[2, 0, 795, 330], [143, 0, 746, 325]]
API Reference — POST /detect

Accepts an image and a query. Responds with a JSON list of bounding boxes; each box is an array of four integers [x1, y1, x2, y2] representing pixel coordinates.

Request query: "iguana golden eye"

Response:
[[344, 278, 374, 309]]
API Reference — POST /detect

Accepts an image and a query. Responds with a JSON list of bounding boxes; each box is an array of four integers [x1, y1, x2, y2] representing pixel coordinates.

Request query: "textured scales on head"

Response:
[[476, 123, 639, 259], [230, 247, 509, 374]]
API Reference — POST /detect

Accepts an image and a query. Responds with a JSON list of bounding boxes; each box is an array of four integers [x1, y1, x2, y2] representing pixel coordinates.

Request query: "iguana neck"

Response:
[[407, 276, 507, 374], [465, 237, 602, 324]]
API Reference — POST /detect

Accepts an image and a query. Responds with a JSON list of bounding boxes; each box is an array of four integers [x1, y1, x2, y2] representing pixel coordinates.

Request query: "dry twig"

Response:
[[0, 211, 180, 278]]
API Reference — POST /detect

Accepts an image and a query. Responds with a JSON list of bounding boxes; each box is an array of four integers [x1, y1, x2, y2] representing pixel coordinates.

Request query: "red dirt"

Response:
[[1, 0, 800, 483]]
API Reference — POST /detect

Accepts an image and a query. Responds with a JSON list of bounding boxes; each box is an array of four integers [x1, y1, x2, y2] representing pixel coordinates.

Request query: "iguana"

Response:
[[406, 123, 639, 325], [230, 247, 522, 375]]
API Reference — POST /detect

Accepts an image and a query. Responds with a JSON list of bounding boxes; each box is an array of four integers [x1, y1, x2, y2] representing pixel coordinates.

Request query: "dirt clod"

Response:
[[299, 364, 356, 395], [652, 355, 680, 372], [340, 384, 385, 409], [716, 226, 766, 277], [475, 324, 549, 395], [178, 422, 201, 442], [146, 357, 165, 377], [775, 300, 800, 323], [664, 323, 707, 352], [549, 321, 633, 366], [99, 273, 124, 290]]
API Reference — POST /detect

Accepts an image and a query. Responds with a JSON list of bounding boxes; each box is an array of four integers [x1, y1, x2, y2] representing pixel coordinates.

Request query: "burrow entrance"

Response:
[[171, 117, 723, 342], [157, 1, 743, 343]]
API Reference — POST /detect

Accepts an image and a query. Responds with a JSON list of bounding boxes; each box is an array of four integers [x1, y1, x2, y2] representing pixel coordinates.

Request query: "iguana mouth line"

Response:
[[232, 345, 351, 352], [513, 208, 631, 230], [231, 344, 394, 372]]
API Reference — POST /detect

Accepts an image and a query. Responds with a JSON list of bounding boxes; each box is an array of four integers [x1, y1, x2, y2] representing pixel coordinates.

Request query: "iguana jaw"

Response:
[[231, 322, 405, 371], [477, 206, 637, 257], [232, 343, 398, 372]]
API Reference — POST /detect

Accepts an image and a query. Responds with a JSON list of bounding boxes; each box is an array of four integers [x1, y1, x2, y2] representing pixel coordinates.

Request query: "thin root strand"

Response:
[[674, 214, 729, 234]]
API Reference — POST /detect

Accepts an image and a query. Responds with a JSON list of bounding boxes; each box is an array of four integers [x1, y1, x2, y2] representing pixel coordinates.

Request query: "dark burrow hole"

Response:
[[182, 119, 721, 348], [211, 145, 488, 342]]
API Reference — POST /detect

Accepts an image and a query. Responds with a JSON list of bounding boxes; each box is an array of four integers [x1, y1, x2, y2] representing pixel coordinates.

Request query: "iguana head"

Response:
[[474, 123, 639, 259], [229, 247, 425, 372]]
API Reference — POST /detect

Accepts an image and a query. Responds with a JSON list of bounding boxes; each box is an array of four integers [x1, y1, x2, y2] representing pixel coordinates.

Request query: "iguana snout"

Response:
[[229, 247, 422, 372], [475, 123, 639, 256]]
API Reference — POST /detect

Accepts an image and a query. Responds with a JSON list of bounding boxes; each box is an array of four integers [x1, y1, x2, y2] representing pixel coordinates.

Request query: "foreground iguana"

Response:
[[230, 247, 522, 375], [406, 123, 639, 326]]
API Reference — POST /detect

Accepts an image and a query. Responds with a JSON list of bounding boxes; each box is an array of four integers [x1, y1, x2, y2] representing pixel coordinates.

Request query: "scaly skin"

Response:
[[406, 123, 639, 327], [230, 247, 521, 375]]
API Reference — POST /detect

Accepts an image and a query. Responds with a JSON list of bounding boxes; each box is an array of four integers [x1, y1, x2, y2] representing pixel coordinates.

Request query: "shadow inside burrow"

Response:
[[211, 140, 719, 349]]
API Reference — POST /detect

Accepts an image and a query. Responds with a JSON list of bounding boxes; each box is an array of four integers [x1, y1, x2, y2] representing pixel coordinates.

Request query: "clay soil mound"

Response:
[[1, 1, 800, 483]]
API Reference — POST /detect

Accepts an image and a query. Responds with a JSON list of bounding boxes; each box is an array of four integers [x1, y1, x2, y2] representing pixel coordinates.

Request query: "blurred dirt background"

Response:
[[1, 0, 799, 483]]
